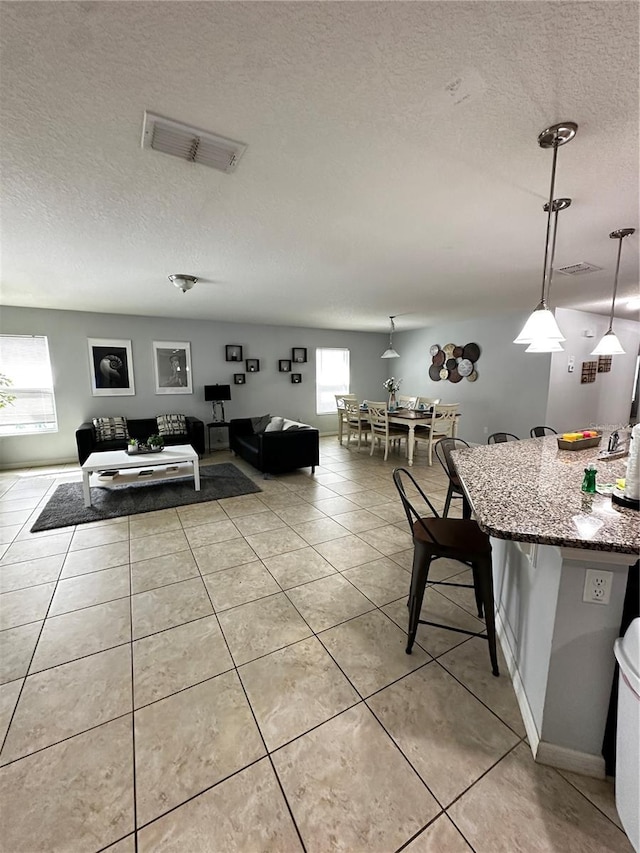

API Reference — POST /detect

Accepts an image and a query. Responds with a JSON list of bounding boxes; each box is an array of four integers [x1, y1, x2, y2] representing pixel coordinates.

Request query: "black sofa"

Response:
[[75, 416, 205, 465], [229, 417, 319, 476]]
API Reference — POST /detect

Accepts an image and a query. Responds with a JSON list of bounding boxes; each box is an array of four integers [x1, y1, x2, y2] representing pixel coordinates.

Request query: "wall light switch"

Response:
[[567, 355, 575, 373]]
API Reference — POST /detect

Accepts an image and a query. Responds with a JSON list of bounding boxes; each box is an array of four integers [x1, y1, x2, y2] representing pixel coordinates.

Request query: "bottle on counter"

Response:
[[581, 463, 597, 494]]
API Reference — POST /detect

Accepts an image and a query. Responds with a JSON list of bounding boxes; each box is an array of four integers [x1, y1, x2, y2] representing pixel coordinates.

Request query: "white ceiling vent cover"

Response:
[[141, 112, 247, 173], [556, 262, 602, 276]]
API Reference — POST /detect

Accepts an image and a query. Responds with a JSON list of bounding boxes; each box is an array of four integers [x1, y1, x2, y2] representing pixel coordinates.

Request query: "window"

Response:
[[0, 335, 58, 436], [316, 348, 350, 414]]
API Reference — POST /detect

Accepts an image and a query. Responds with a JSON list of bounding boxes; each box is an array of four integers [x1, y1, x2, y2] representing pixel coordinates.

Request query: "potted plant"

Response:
[[146, 434, 164, 452], [127, 438, 139, 454]]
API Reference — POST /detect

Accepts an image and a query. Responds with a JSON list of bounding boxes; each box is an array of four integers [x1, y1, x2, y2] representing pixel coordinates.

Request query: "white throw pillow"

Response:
[[282, 419, 311, 431], [265, 416, 285, 432]]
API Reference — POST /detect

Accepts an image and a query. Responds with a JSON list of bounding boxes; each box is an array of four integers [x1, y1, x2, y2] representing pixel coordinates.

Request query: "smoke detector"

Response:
[[142, 112, 247, 173], [556, 262, 602, 276], [169, 274, 198, 293]]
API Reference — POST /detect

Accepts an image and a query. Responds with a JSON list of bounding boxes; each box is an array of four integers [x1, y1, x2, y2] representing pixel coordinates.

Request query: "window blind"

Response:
[[0, 335, 58, 435]]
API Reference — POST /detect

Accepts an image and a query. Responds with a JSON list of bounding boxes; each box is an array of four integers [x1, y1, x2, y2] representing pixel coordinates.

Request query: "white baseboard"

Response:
[[496, 608, 607, 778], [495, 609, 541, 753], [535, 741, 606, 778]]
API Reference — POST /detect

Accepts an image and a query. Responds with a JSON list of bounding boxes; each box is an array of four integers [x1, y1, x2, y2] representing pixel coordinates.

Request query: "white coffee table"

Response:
[[81, 444, 200, 508]]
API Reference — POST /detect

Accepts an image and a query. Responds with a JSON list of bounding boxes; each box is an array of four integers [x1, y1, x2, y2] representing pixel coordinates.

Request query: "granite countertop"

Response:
[[452, 435, 639, 555]]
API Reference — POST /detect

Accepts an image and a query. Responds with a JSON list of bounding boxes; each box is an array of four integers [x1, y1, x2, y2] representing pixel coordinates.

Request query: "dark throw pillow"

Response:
[[250, 414, 272, 434]]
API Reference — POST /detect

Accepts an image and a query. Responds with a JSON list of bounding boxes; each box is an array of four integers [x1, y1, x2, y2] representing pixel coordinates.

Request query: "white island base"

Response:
[[492, 537, 631, 778]]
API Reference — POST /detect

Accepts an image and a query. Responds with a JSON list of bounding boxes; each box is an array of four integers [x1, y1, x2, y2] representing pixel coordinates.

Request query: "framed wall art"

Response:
[[153, 341, 193, 394], [292, 347, 307, 364], [233, 374, 246, 385], [225, 344, 243, 362], [279, 360, 292, 373], [87, 338, 135, 396]]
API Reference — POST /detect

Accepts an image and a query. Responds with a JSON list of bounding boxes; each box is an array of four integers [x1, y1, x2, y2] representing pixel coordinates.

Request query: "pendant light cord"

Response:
[[540, 134, 560, 305], [607, 237, 623, 331]]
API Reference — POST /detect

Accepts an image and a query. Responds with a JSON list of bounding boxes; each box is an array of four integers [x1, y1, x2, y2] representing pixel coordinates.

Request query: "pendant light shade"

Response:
[[515, 122, 577, 349], [525, 338, 565, 353], [591, 228, 635, 356], [381, 316, 400, 359], [514, 302, 566, 344]]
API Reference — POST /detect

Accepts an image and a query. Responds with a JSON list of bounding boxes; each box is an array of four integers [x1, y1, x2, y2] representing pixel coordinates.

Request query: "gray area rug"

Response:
[[30, 463, 261, 532]]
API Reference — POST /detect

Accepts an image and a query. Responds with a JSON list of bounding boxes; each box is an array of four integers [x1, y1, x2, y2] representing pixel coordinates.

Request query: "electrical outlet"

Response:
[[583, 569, 613, 605]]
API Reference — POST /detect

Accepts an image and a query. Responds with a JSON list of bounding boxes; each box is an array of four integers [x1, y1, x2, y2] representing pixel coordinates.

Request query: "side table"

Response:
[[206, 421, 230, 453]]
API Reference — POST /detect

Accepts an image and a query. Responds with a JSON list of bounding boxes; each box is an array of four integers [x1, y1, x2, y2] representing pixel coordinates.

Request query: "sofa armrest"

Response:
[[76, 422, 95, 465], [185, 416, 205, 457]]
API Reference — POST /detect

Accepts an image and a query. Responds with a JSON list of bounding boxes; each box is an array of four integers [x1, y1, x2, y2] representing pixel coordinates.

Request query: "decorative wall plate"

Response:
[[443, 343, 456, 357], [458, 358, 473, 377], [432, 350, 445, 366], [449, 368, 462, 383], [446, 358, 457, 370], [466, 369, 478, 382], [453, 346, 464, 358], [429, 364, 442, 381], [462, 342, 481, 362], [439, 368, 449, 380], [429, 344, 440, 356]]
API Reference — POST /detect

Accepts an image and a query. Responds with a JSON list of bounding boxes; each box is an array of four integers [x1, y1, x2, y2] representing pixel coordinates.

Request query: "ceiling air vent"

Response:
[[556, 262, 602, 276], [141, 112, 246, 173]]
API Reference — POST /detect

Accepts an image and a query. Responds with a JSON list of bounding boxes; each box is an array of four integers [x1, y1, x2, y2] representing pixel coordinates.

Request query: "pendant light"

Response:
[[381, 315, 400, 359], [514, 121, 578, 346], [525, 197, 572, 353], [591, 228, 635, 356]]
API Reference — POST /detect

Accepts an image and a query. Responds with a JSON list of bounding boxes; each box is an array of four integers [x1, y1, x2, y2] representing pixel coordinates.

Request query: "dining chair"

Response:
[[344, 399, 371, 450], [397, 395, 419, 410], [530, 426, 557, 438], [393, 467, 499, 676], [366, 401, 408, 461], [412, 403, 460, 466], [487, 432, 519, 444], [335, 394, 358, 445], [434, 437, 471, 518]]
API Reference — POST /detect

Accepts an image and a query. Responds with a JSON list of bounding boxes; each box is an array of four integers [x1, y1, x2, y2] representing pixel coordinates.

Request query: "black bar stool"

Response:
[[487, 432, 519, 444], [393, 467, 499, 676], [530, 426, 557, 437]]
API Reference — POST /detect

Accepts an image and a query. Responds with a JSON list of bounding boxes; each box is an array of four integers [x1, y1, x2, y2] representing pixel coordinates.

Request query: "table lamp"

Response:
[[204, 384, 232, 423]]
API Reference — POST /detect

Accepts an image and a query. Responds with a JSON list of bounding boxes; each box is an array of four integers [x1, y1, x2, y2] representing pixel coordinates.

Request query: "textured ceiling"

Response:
[[1, 1, 638, 333]]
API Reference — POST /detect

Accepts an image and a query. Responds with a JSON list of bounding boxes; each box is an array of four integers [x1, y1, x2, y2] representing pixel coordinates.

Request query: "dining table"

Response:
[[364, 406, 460, 466]]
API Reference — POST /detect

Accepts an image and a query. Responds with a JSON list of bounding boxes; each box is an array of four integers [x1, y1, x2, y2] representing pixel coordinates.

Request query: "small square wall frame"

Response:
[[279, 360, 292, 373], [226, 345, 243, 362], [292, 348, 307, 364], [233, 374, 246, 385], [246, 359, 260, 373], [291, 373, 302, 384]]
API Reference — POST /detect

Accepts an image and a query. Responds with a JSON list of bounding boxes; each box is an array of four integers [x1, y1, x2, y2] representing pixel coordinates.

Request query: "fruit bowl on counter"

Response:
[[557, 430, 602, 451]]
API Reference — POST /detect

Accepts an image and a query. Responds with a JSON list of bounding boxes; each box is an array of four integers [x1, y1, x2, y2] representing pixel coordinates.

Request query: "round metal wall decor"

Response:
[[428, 342, 481, 383], [458, 358, 473, 377]]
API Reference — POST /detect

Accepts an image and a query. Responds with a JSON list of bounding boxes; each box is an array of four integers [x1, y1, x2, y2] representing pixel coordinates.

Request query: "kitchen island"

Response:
[[453, 434, 638, 778]]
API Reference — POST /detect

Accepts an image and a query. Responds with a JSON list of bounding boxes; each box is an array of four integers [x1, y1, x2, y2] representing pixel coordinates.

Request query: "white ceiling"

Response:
[[1, 1, 638, 333]]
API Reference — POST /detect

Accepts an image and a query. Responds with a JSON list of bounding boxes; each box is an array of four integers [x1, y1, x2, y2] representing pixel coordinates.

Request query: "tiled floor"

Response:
[[0, 438, 632, 852]]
